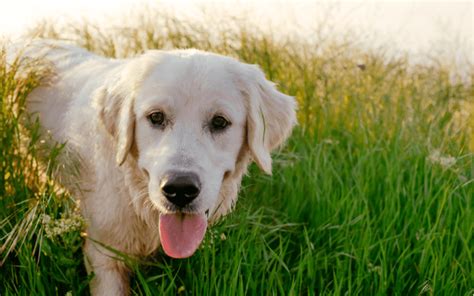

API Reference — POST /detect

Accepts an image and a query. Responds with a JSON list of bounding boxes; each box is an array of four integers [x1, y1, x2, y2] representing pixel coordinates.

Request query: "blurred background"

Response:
[[1, 0, 472, 72]]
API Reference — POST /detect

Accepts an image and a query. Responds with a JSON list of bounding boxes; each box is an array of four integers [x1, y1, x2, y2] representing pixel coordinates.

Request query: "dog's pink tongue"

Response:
[[159, 213, 207, 259]]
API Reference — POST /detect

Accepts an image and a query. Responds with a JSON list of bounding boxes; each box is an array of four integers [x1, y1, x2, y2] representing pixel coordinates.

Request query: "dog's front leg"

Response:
[[84, 240, 131, 296]]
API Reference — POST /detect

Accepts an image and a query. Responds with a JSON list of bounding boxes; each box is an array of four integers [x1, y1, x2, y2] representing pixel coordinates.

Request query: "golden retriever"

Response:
[[9, 39, 296, 295]]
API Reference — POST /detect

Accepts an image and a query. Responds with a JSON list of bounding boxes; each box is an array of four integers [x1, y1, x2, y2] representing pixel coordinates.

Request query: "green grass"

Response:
[[1, 10, 473, 295]]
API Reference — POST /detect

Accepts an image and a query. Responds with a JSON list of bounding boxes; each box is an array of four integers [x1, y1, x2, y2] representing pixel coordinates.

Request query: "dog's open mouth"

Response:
[[159, 213, 208, 258]]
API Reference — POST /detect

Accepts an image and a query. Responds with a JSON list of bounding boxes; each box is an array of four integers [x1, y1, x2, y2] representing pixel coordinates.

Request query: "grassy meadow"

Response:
[[1, 10, 473, 295]]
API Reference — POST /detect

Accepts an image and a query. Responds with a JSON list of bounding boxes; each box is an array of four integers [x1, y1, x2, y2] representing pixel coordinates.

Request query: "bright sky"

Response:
[[0, 0, 472, 64]]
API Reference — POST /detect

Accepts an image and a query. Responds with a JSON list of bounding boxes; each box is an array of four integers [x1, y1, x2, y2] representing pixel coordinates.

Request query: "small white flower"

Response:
[[368, 262, 382, 275], [43, 213, 84, 239], [41, 214, 52, 224], [322, 138, 339, 145], [427, 149, 456, 169]]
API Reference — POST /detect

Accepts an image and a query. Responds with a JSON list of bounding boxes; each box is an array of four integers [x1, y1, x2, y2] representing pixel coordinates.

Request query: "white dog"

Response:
[[10, 39, 296, 295]]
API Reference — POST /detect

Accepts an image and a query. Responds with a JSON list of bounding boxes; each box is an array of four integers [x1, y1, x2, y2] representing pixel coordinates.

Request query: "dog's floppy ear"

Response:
[[94, 78, 135, 166], [239, 64, 297, 174]]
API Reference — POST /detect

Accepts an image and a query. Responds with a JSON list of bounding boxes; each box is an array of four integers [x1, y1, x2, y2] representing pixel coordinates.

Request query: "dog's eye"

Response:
[[210, 115, 230, 131], [147, 111, 165, 127]]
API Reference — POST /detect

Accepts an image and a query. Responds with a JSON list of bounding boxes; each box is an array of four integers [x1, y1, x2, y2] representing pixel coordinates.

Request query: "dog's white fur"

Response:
[[9, 39, 296, 295]]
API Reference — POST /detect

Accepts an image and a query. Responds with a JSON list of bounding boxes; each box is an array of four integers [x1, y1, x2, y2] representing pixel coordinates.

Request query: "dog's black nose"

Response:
[[160, 172, 201, 207]]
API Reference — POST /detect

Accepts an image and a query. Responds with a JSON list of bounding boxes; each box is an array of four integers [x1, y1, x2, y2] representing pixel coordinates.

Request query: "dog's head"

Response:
[[95, 49, 296, 258]]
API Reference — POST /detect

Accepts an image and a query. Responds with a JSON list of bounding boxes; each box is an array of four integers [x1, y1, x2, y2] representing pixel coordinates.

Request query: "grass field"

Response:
[[1, 10, 473, 295]]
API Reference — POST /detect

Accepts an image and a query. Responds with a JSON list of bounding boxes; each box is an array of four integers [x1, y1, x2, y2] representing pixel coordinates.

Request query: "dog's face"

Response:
[[97, 50, 296, 258], [134, 52, 247, 217]]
